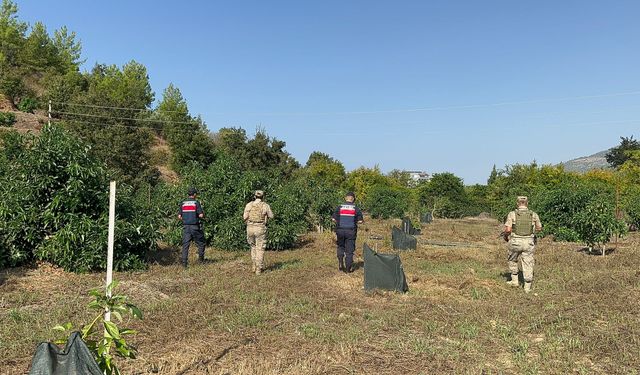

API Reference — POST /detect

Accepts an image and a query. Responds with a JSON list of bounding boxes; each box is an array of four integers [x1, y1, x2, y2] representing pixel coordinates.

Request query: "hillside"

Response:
[[561, 149, 611, 173]]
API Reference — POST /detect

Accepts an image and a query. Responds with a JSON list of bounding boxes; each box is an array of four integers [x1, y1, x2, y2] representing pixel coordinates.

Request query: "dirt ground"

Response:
[[1, 217, 639, 374]]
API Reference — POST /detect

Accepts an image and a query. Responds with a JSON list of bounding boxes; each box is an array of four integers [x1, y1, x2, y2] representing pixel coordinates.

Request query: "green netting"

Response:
[[420, 212, 433, 224], [402, 217, 421, 235], [363, 243, 408, 293], [392, 225, 417, 250], [28, 331, 102, 375]]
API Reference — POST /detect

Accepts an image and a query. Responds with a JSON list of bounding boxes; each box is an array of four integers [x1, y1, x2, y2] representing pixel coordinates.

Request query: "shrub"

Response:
[[0, 112, 16, 127], [157, 156, 334, 252], [0, 125, 157, 271], [624, 191, 640, 229], [17, 96, 38, 113], [366, 184, 410, 219], [573, 198, 626, 253]]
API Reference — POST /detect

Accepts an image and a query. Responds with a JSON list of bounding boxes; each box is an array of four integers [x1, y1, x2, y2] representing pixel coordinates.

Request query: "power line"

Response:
[[50, 118, 164, 131], [51, 111, 197, 126], [52, 101, 189, 115], [52, 89, 640, 117]]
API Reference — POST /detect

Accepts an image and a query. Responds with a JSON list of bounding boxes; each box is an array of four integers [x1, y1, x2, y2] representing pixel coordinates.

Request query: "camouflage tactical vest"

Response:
[[514, 209, 533, 236], [248, 201, 265, 223]]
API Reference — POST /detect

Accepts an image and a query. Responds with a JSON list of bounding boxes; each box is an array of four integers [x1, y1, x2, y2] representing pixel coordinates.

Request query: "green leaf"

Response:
[[111, 311, 123, 322], [104, 320, 121, 339]]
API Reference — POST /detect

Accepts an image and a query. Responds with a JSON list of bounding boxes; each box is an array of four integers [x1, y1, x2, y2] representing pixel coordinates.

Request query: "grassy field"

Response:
[[1, 217, 639, 374]]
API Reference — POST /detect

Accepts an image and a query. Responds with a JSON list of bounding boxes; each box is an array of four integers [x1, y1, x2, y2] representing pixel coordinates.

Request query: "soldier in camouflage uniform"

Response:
[[243, 190, 274, 275], [503, 196, 542, 293]]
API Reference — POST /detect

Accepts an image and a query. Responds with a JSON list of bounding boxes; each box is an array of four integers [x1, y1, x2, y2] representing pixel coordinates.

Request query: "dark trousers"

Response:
[[336, 228, 357, 270], [182, 224, 205, 265]]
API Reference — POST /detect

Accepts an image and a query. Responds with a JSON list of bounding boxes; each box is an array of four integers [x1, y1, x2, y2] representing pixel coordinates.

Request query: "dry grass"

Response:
[[1, 217, 639, 374]]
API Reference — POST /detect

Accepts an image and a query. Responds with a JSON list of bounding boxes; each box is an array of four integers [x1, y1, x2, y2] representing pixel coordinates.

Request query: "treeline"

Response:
[[1, 0, 639, 271]]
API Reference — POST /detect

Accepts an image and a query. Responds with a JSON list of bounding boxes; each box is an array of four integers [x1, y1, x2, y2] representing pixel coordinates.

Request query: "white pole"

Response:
[[48, 100, 51, 127], [105, 181, 116, 322]]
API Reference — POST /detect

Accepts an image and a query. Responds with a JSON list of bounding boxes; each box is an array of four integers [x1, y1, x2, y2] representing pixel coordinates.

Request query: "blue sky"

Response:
[[17, 0, 640, 184]]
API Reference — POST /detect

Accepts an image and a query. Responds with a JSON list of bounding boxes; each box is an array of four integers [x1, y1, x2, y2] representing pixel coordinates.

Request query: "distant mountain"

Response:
[[561, 150, 611, 173]]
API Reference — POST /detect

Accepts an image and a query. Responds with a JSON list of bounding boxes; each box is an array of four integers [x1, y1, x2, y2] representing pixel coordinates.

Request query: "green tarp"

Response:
[[392, 225, 417, 250], [420, 212, 433, 224], [363, 243, 408, 293], [402, 217, 421, 235], [28, 331, 102, 375]]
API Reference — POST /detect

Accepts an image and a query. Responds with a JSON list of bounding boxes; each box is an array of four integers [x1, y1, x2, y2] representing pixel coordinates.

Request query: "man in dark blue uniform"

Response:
[[178, 187, 205, 268], [332, 192, 364, 273]]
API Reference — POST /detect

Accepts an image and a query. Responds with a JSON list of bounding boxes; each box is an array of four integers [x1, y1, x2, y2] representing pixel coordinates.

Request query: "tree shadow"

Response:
[[0, 264, 34, 289], [351, 261, 365, 272], [264, 259, 302, 272], [147, 245, 180, 266], [578, 247, 617, 256]]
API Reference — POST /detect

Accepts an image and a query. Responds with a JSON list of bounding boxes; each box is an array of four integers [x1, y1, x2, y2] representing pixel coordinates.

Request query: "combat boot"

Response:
[[338, 259, 345, 272], [524, 282, 532, 293], [506, 274, 519, 287]]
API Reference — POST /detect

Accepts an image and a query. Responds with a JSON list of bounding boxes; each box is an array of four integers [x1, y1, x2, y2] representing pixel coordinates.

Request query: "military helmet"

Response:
[[254, 190, 265, 198]]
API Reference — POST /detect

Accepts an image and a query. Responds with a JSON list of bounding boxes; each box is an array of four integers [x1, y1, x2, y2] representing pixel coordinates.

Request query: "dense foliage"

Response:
[[0, 125, 157, 271], [153, 157, 340, 251], [0, 111, 16, 126]]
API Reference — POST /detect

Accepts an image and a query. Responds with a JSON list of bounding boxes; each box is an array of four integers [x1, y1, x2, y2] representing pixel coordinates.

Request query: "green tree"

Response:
[[60, 61, 157, 185], [366, 184, 410, 219], [606, 136, 639, 169], [343, 166, 389, 208], [387, 169, 412, 188], [214, 127, 299, 177], [19, 21, 58, 72], [0, 125, 156, 270], [419, 172, 468, 218], [573, 199, 626, 255], [154, 84, 217, 171], [0, 0, 27, 104], [305, 151, 346, 187], [52, 25, 83, 70]]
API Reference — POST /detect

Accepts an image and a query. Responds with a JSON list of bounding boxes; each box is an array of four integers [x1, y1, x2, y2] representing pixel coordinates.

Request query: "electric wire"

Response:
[[51, 89, 640, 117], [51, 111, 198, 126]]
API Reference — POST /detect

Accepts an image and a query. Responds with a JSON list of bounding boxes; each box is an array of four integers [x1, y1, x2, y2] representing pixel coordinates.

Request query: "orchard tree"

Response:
[[573, 199, 626, 256], [366, 184, 410, 219], [387, 169, 412, 188], [214, 127, 299, 177], [419, 172, 468, 218], [343, 166, 389, 208], [305, 151, 346, 187]]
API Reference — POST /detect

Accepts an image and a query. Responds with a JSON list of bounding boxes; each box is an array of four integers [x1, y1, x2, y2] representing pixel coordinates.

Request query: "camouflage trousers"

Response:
[[508, 236, 535, 282], [247, 224, 267, 271]]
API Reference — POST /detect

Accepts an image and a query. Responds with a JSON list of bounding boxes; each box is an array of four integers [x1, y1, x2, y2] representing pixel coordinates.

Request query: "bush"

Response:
[[0, 112, 16, 127], [17, 96, 38, 113], [625, 192, 640, 229], [156, 156, 336, 252], [573, 198, 626, 253], [0, 125, 157, 271], [366, 184, 410, 219]]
